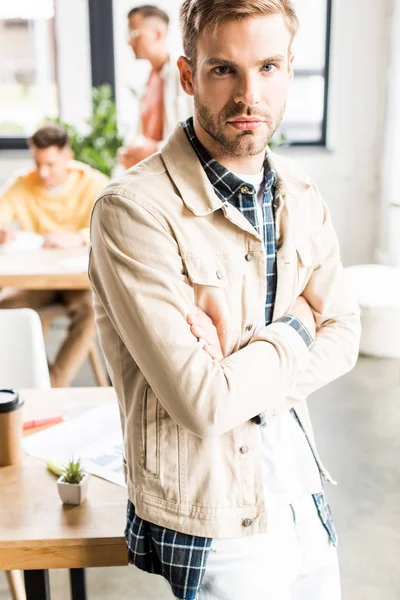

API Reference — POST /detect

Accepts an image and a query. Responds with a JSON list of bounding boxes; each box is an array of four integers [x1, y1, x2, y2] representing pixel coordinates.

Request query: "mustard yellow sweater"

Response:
[[0, 160, 108, 243]]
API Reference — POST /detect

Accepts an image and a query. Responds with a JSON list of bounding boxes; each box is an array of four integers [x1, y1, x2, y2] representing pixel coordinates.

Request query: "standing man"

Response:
[[0, 124, 108, 387], [90, 1, 361, 598], [118, 4, 192, 169]]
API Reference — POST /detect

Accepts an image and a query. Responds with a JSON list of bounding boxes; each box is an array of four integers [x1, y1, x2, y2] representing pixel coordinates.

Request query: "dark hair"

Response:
[[127, 4, 169, 26], [29, 125, 70, 150]]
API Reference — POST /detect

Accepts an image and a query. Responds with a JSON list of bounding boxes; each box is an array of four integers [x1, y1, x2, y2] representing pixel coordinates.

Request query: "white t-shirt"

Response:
[[233, 169, 322, 506]]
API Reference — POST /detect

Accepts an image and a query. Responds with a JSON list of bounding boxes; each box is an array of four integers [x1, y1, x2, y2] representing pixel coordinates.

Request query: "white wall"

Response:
[[0, 0, 393, 266], [377, 0, 400, 266], [280, 0, 392, 265], [0, 151, 31, 188]]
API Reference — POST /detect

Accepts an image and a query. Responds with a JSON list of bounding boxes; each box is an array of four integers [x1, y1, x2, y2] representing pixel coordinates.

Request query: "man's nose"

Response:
[[233, 73, 261, 106], [39, 167, 50, 180]]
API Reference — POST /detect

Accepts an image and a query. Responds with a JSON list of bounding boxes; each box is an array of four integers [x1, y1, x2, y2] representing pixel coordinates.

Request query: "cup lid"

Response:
[[0, 389, 24, 413]]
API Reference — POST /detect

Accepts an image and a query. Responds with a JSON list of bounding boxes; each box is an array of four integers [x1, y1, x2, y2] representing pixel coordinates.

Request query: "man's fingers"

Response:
[[203, 344, 223, 362]]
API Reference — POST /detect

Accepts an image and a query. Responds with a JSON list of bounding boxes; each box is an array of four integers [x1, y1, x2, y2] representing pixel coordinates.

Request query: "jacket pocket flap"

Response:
[[183, 257, 225, 287]]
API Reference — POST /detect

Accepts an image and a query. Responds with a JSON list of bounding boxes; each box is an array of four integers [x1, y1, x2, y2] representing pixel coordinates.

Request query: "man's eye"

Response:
[[213, 66, 232, 75], [263, 64, 276, 73]]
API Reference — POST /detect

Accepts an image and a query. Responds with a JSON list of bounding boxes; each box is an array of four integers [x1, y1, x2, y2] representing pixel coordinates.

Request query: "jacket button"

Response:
[[240, 445, 249, 454], [240, 185, 250, 194], [245, 252, 254, 262], [245, 324, 253, 332], [216, 270, 224, 280], [243, 518, 253, 527]]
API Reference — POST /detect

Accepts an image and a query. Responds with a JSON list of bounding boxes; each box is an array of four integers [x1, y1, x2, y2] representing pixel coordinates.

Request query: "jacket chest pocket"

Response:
[[183, 256, 228, 288], [142, 385, 160, 477], [183, 256, 229, 313], [296, 241, 314, 294]]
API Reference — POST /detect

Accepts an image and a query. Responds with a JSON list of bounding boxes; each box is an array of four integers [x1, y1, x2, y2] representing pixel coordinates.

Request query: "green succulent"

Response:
[[61, 458, 85, 485]]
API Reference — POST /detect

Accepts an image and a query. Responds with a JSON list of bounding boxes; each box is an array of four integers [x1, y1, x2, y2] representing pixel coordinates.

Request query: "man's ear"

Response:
[[288, 52, 295, 82], [177, 56, 195, 96], [154, 27, 164, 42]]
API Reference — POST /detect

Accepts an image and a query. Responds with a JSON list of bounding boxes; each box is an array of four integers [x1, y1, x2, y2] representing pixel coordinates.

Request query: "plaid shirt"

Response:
[[125, 118, 336, 600]]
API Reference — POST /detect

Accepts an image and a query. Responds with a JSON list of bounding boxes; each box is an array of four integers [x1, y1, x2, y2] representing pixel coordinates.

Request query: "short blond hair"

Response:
[[180, 0, 299, 62]]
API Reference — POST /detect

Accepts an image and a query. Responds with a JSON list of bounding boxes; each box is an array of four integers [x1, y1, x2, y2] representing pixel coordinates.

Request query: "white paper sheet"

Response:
[[22, 402, 126, 487], [1, 231, 44, 252], [58, 253, 89, 273]]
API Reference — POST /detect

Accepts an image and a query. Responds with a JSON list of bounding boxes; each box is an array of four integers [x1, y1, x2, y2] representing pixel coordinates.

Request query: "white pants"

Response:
[[197, 496, 340, 600]]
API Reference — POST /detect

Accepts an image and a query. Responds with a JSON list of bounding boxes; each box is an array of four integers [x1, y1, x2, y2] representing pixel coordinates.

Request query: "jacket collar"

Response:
[[161, 124, 311, 216], [161, 125, 222, 216]]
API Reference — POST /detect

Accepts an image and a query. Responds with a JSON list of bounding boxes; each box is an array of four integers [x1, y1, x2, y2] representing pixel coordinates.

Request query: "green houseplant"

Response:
[[51, 84, 124, 177], [57, 458, 90, 505]]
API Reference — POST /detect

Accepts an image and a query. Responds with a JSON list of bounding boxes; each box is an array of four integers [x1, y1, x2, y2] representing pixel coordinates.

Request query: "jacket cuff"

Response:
[[274, 315, 314, 349]]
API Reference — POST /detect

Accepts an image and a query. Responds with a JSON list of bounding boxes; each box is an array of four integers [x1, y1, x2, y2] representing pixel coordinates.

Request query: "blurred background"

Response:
[[1, 0, 399, 265], [0, 0, 399, 599]]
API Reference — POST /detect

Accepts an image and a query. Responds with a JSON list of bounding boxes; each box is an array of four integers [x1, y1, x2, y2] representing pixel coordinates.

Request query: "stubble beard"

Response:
[[194, 96, 285, 158]]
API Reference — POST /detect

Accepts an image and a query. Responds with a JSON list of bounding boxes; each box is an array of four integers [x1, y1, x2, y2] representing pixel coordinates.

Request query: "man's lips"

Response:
[[227, 118, 264, 131]]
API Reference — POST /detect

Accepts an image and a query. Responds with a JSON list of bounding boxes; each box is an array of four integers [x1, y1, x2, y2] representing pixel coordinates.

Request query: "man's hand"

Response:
[[187, 307, 224, 362], [290, 296, 316, 340], [118, 140, 158, 169], [0, 226, 16, 246], [43, 231, 85, 249]]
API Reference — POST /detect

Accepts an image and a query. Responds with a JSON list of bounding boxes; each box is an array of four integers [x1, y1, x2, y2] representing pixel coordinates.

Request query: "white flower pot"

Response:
[[57, 473, 90, 505]]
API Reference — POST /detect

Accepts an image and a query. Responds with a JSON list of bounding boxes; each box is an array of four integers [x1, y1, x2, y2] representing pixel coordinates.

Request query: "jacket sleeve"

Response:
[[89, 191, 311, 439], [288, 184, 361, 405]]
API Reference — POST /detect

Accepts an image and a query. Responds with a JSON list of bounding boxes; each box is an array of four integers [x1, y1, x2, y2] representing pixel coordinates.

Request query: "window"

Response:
[[1, 0, 332, 149], [0, 0, 59, 147], [280, 0, 332, 145]]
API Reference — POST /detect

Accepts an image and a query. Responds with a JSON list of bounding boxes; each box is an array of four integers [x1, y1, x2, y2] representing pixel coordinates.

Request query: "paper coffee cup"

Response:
[[0, 389, 24, 467]]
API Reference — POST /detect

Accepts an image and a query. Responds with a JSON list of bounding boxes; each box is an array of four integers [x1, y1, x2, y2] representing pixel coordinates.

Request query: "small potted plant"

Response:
[[57, 458, 90, 505]]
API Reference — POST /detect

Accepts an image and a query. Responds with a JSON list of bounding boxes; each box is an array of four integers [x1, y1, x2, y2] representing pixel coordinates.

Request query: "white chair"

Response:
[[0, 308, 50, 600], [345, 264, 400, 358], [0, 308, 50, 388]]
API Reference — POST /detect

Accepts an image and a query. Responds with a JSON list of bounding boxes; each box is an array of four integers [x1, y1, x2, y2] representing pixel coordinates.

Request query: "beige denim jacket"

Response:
[[89, 125, 361, 538]]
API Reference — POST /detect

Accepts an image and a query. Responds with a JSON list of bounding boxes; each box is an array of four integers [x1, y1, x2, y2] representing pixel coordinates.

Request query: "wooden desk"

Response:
[[0, 248, 90, 290], [0, 388, 128, 600]]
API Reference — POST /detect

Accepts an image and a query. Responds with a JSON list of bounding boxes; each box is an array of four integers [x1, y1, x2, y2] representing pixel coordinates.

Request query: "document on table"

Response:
[[58, 253, 89, 272], [0, 231, 44, 252], [22, 403, 126, 487]]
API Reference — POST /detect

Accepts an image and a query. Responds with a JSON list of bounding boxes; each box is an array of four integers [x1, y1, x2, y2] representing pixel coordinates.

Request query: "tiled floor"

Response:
[[1, 322, 399, 599]]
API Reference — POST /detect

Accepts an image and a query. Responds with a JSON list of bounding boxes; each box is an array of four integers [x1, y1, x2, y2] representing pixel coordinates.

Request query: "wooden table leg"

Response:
[[69, 568, 87, 600], [24, 570, 51, 600]]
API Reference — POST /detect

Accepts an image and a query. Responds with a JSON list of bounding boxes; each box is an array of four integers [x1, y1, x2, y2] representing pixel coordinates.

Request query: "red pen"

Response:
[[23, 416, 64, 430]]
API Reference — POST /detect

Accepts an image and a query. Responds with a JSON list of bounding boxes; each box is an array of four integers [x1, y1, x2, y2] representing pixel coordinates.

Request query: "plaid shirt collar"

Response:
[[182, 117, 276, 203]]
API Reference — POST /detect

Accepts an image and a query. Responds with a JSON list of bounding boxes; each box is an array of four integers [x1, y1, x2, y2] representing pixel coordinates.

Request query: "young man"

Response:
[[89, 1, 361, 598], [118, 4, 192, 169], [0, 124, 108, 387]]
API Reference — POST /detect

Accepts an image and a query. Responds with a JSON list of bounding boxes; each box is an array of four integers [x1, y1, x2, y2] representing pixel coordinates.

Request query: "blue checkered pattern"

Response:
[[182, 118, 278, 326], [182, 118, 312, 344], [278, 315, 315, 348], [124, 118, 337, 600], [125, 502, 211, 600]]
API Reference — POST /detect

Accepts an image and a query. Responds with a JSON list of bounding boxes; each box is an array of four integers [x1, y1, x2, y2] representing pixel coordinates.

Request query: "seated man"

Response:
[[0, 124, 108, 387]]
